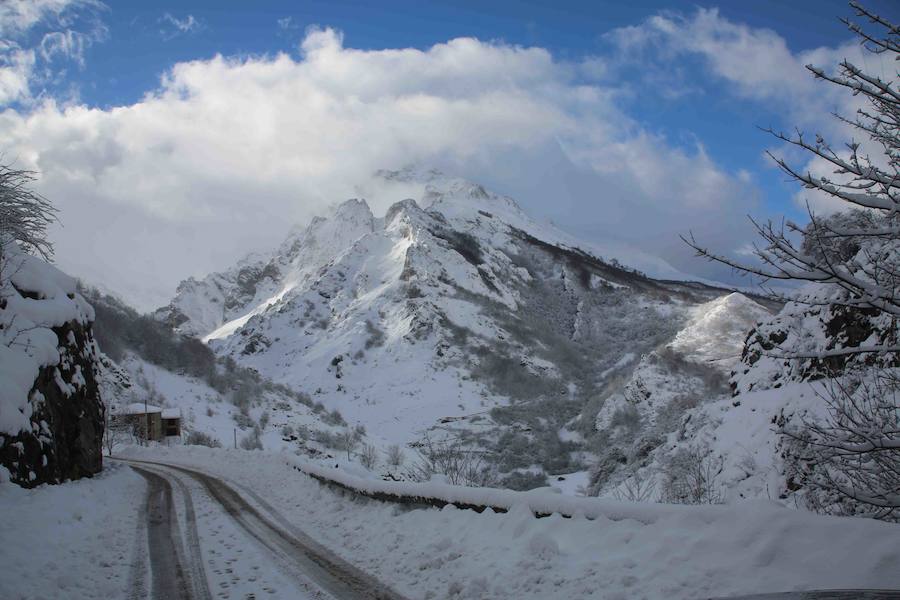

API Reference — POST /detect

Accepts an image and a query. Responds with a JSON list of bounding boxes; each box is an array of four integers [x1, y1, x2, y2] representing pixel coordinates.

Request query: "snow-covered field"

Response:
[[0, 461, 144, 600], [118, 445, 900, 600]]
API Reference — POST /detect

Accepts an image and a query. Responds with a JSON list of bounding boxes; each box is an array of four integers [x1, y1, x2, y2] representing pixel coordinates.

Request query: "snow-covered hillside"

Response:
[[590, 293, 773, 496], [98, 353, 351, 453], [156, 170, 772, 485], [603, 279, 899, 509], [83, 287, 358, 457]]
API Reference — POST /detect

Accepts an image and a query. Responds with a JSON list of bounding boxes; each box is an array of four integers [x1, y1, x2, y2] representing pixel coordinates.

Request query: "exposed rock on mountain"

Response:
[[0, 240, 104, 487]]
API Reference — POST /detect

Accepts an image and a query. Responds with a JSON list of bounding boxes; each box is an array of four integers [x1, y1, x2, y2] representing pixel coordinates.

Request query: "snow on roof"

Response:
[[161, 408, 181, 420], [118, 403, 162, 415]]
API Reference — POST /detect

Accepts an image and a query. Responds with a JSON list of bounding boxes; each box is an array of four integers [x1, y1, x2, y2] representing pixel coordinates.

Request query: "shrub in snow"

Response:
[[359, 443, 379, 470], [385, 443, 405, 467], [233, 411, 254, 430], [323, 408, 346, 426], [659, 446, 724, 505], [185, 430, 222, 448], [239, 426, 263, 451], [363, 319, 386, 349], [411, 434, 498, 487], [612, 468, 658, 503]]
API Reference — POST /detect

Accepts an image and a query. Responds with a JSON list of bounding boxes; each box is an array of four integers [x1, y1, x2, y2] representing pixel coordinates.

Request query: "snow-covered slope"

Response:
[[159, 172, 764, 474], [590, 293, 772, 495]]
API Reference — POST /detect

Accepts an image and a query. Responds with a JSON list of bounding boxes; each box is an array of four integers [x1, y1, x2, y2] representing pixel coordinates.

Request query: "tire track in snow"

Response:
[[132, 465, 204, 600], [126, 486, 149, 600], [124, 458, 408, 600]]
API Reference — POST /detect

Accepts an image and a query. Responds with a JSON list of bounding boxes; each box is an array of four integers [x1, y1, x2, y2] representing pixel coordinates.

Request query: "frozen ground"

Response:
[[117, 445, 900, 600]]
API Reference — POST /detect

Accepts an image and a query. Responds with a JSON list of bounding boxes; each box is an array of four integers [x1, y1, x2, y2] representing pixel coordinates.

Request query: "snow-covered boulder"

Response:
[[0, 240, 104, 487]]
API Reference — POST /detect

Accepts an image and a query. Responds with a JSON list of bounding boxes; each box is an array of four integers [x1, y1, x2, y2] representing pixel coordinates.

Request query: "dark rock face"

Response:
[[0, 319, 104, 487]]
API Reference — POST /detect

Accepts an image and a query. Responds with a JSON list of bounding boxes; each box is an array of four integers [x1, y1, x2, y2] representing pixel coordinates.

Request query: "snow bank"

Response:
[[0, 462, 144, 599], [285, 454, 719, 525]]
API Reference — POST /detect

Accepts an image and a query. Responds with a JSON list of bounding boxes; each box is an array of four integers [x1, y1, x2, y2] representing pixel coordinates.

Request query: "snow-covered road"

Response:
[[4, 447, 899, 600], [123, 459, 407, 600]]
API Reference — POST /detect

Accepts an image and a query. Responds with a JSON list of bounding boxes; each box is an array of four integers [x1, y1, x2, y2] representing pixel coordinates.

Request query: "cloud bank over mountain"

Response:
[[0, 6, 863, 309]]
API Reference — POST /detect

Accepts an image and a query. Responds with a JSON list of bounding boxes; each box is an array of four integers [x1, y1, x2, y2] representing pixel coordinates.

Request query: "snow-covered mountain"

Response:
[[157, 171, 772, 476]]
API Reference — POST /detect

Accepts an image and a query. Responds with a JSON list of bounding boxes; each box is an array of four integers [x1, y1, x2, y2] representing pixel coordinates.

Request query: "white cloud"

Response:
[[159, 13, 202, 40], [0, 0, 102, 36], [39, 29, 93, 66], [0, 41, 34, 104], [0, 27, 769, 309], [0, 0, 106, 106], [605, 7, 894, 217], [277, 16, 298, 31]]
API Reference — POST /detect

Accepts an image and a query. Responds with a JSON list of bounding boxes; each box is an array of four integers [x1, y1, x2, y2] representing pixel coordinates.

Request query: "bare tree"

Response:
[[682, 2, 899, 520], [782, 368, 900, 520], [0, 163, 58, 261], [239, 425, 263, 450], [683, 2, 900, 358], [103, 406, 131, 456], [0, 163, 58, 351]]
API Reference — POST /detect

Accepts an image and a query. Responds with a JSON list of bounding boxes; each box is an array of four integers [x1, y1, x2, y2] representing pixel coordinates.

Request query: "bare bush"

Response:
[[239, 426, 263, 451], [359, 443, 379, 470], [185, 430, 222, 448], [660, 446, 725, 505], [782, 369, 900, 521], [385, 443, 405, 467], [613, 469, 658, 503], [338, 428, 360, 461], [411, 434, 498, 487]]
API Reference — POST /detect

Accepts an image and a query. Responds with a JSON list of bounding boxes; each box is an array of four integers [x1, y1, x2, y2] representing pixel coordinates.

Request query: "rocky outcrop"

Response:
[[0, 240, 104, 487], [0, 321, 104, 486], [732, 287, 899, 394]]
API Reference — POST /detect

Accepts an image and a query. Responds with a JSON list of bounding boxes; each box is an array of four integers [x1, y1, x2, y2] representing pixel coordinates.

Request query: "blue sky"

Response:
[[1, 0, 896, 308]]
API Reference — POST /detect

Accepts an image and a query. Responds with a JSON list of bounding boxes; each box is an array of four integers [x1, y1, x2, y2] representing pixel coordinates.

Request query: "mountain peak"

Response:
[[384, 198, 423, 227]]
